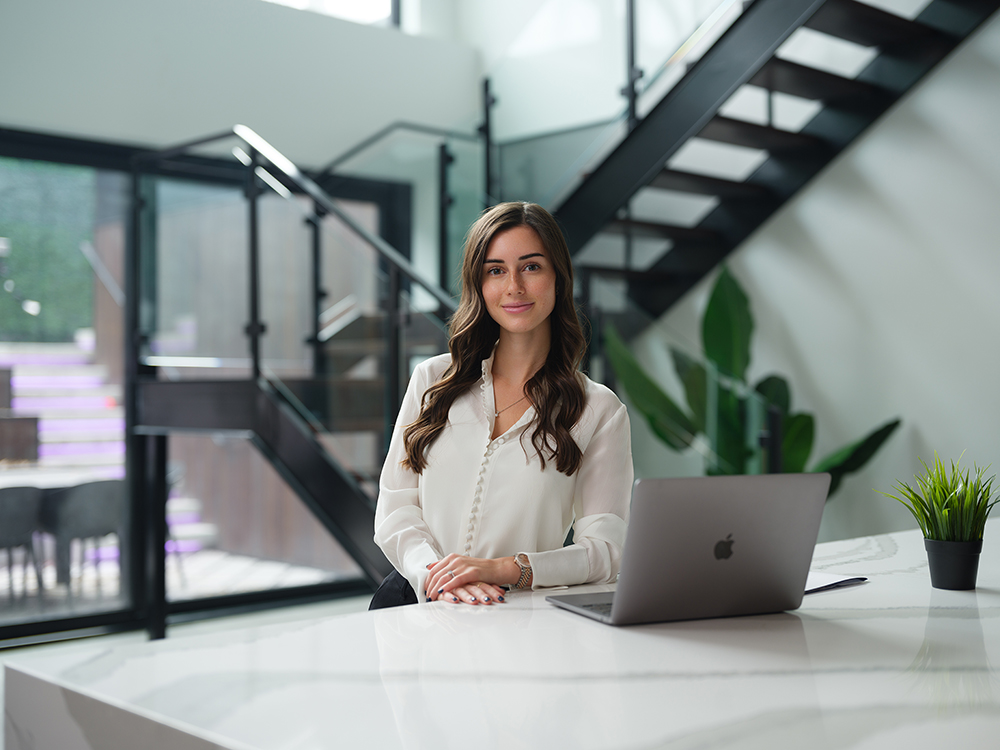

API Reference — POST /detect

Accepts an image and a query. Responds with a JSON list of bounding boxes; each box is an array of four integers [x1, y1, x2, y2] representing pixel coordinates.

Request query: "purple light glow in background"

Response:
[[39, 419, 126, 433], [0, 355, 90, 367], [39, 442, 125, 457], [11, 375, 106, 389], [13, 397, 114, 410]]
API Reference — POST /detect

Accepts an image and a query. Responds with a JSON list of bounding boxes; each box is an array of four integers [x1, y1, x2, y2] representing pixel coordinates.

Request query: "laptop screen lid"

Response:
[[548, 473, 830, 625]]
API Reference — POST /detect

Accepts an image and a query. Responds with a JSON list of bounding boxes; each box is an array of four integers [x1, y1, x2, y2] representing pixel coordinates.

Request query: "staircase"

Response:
[[554, 0, 1000, 317], [0, 339, 125, 482]]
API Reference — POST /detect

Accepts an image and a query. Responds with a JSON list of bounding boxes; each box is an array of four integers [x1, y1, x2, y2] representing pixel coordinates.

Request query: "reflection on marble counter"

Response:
[[5, 525, 1000, 750]]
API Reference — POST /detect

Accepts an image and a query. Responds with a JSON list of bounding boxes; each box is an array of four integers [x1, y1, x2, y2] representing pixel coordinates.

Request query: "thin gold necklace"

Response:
[[494, 394, 528, 418]]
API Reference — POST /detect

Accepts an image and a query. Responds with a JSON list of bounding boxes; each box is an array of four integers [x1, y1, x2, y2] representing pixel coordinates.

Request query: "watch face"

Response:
[[516, 553, 530, 567]]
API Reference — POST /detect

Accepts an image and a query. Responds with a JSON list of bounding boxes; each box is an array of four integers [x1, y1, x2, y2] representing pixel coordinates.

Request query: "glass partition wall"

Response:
[[0, 156, 132, 634], [0, 125, 455, 644]]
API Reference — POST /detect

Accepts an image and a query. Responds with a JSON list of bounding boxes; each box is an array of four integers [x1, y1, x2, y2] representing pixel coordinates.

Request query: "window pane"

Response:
[[0, 158, 130, 627]]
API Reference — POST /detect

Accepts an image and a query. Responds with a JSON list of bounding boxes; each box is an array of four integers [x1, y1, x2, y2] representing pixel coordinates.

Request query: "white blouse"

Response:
[[374, 351, 634, 601]]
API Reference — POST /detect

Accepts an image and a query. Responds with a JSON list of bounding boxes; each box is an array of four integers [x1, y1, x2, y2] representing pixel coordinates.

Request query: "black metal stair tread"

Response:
[[648, 169, 774, 199], [698, 116, 828, 153], [804, 0, 954, 50], [603, 218, 724, 245], [750, 58, 888, 106]]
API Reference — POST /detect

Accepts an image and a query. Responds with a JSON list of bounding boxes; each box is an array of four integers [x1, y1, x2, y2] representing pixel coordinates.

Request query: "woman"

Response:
[[372, 201, 633, 608]]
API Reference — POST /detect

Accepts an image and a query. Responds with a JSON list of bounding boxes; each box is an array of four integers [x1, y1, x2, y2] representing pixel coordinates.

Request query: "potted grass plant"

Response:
[[881, 454, 998, 590]]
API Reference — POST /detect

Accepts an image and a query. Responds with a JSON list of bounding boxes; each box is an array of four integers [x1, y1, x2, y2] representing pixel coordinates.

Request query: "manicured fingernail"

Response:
[[471, 597, 477, 602], [452, 597, 458, 602], [425, 597, 431, 602], [437, 588, 443, 593], [498, 596, 504, 602], [484, 597, 491, 602]]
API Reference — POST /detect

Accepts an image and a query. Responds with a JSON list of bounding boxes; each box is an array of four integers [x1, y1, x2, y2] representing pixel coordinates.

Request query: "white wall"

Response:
[[0, 0, 481, 168], [633, 12, 1000, 542]]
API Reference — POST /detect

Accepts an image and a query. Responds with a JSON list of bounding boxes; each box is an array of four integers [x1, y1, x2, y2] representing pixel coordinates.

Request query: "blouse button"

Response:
[[466, 533, 473, 542], [467, 523, 475, 531], [497, 437, 505, 445]]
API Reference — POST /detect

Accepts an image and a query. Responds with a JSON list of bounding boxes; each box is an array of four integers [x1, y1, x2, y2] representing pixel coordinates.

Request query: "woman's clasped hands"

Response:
[[424, 553, 516, 605]]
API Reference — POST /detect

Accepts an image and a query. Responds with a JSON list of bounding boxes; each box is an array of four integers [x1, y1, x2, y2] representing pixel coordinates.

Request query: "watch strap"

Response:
[[513, 552, 532, 589]]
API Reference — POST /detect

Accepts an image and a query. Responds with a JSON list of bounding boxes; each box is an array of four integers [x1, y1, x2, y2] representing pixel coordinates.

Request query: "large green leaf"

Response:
[[812, 418, 902, 496], [782, 412, 815, 474], [754, 375, 790, 415], [603, 324, 698, 452], [702, 267, 753, 382], [670, 347, 707, 433]]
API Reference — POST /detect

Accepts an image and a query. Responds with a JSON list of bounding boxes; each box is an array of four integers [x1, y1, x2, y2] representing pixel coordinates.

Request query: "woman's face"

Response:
[[480, 225, 557, 338]]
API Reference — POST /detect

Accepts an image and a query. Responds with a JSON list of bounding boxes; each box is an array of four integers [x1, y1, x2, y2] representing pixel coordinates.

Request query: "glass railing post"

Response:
[[438, 142, 454, 294], [480, 78, 496, 207], [578, 267, 594, 377], [146, 433, 168, 640], [307, 205, 328, 378], [624, 0, 641, 132], [385, 264, 402, 453], [246, 149, 264, 380], [766, 404, 783, 473]]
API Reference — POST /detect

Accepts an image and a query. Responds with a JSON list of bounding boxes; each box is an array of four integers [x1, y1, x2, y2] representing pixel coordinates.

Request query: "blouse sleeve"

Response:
[[374, 360, 445, 598], [528, 400, 633, 588]]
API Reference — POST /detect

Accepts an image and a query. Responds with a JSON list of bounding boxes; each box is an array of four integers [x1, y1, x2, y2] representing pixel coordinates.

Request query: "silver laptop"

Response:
[[546, 473, 831, 625]]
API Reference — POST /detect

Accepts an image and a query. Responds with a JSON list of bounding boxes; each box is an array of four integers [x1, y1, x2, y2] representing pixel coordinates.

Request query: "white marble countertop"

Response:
[[5, 525, 1000, 749]]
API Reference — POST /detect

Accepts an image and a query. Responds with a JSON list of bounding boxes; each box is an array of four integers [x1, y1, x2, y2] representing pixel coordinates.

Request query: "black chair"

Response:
[[0, 485, 45, 597], [40, 479, 126, 593]]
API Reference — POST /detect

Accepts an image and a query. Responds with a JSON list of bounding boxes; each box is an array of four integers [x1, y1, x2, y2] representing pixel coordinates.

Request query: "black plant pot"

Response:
[[924, 539, 983, 590]]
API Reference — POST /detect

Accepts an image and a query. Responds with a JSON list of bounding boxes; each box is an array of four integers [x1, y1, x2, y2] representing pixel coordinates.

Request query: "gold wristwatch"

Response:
[[513, 552, 532, 589]]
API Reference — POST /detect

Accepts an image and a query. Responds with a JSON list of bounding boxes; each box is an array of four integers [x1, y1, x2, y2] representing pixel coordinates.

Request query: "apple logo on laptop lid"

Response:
[[714, 534, 734, 560]]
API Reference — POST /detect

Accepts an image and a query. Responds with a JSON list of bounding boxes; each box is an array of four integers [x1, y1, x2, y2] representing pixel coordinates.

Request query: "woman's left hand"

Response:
[[424, 553, 519, 603], [432, 582, 506, 605]]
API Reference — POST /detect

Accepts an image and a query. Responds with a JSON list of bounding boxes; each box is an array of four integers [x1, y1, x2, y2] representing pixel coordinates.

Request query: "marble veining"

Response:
[[5, 523, 1000, 749]]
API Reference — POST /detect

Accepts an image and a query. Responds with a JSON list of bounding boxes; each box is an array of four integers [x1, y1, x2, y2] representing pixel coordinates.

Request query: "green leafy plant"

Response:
[[880, 454, 998, 541], [604, 266, 900, 497]]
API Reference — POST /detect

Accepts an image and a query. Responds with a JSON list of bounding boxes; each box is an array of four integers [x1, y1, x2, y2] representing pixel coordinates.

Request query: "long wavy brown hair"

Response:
[[402, 201, 587, 475]]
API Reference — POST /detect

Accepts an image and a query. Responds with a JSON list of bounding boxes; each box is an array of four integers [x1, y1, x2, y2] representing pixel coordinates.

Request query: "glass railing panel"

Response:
[[257, 191, 314, 381], [263, 205, 395, 497], [498, 118, 626, 207], [490, 0, 744, 209], [444, 136, 485, 294], [399, 301, 449, 385], [327, 128, 481, 302], [634, 0, 745, 117], [141, 174, 253, 380], [165, 432, 363, 603], [587, 273, 771, 479]]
